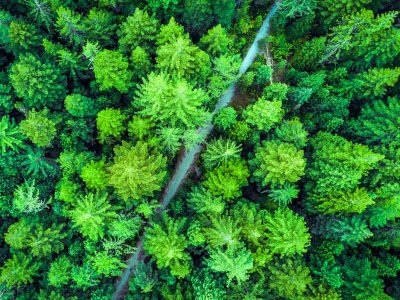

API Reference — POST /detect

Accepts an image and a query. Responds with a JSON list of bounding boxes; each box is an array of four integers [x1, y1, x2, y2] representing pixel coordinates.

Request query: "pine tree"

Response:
[[0, 253, 40, 287], [0, 116, 25, 154], [144, 214, 191, 278], [108, 141, 167, 202], [20, 109, 57, 148]]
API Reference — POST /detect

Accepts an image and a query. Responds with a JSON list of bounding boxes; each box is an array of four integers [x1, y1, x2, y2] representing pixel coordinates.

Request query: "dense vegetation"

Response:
[[1, 0, 400, 299]]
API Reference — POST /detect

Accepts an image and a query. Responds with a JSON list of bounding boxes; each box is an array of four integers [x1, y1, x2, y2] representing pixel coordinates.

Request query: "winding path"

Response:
[[112, 3, 280, 299]]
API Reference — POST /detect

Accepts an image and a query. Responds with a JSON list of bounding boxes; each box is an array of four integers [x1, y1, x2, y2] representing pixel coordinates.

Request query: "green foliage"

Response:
[[190, 269, 226, 300], [275, 118, 308, 148], [204, 159, 249, 199], [0, 254, 40, 287], [342, 257, 390, 300], [199, 25, 232, 56], [202, 139, 241, 169], [9, 54, 66, 108], [108, 141, 166, 201], [250, 140, 306, 186], [187, 186, 225, 215], [353, 97, 400, 147], [268, 257, 312, 298], [129, 262, 158, 294], [360, 67, 400, 97], [156, 37, 211, 83], [65, 94, 99, 117], [9, 20, 40, 50], [81, 160, 109, 190], [135, 73, 211, 130], [131, 46, 152, 79], [56, 6, 85, 44], [118, 8, 159, 53], [269, 183, 299, 206], [96, 108, 127, 143], [207, 244, 253, 285], [265, 208, 311, 256], [91, 251, 126, 276], [69, 192, 117, 241], [292, 37, 327, 71], [0, 116, 25, 154], [29, 224, 65, 257], [144, 214, 191, 278], [13, 180, 46, 214], [243, 99, 284, 132], [315, 188, 374, 214], [214, 107, 237, 130], [20, 147, 56, 178], [84, 8, 116, 46], [48, 256, 72, 288], [204, 215, 241, 248], [93, 50, 132, 93], [280, 0, 316, 18], [4, 220, 31, 249], [20, 109, 57, 147]]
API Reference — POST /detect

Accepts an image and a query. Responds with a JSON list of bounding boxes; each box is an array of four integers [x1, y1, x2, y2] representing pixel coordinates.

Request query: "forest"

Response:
[[1, 0, 400, 299]]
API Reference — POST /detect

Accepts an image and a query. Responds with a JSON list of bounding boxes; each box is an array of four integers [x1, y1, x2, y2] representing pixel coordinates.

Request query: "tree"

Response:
[[90, 251, 125, 276], [204, 215, 241, 248], [202, 139, 241, 169], [134, 73, 211, 130], [56, 6, 85, 45], [204, 159, 249, 199], [13, 180, 46, 214], [156, 17, 187, 46], [342, 257, 391, 300], [315, 188, 374, 214], [9, 20, 40, 50], [80, 160, 109, 190], [212, 0, 235, 27], [199, 25, 232, 56], [9, 54, 66, 109], [0, 253, 40, 287], [69, 192, 117, 241], [156, 37, 211, 83], [243, 99, 284, 132], [96, 108, 126, 143], [360, 67, 400, 97], [0, 116, 25, 154], [20, 109, 57, 148], [117, 8, 159, 53], [269, 183, 299, 206], [280, 0, 316, 18], [84, 8, 116, 46], [265, 208, 311, 256], [20, 147, 56, 178], [93, 50, 132, 93], [28, 224, 65, 257], [353, 97, 400, 148], [250, 140, 306, 186], [48, 256, 72, 288], [4, 219, 31, 249], [187, 186, 225, 215], [275, 118, 308, 148], [183, 0, 213, 35], [191, 269, 226, 300], [214, 107, 237, 130], [130, 46, 152, 79], [64, 94, 99, 117], [268, 257, 312, 298], [108, 141, 167, 202], [207, 244, 253, 285], [144, 214, 191, 278]]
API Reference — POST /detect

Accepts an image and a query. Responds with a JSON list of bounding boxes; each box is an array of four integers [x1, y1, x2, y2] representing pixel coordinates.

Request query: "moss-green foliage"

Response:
[[93, 50, 132, 93], [64, 94, 99, 117], [243, 98, 284, 132], [265, 208, 311, 256], [69, 192, 117, 241], [20, 109, 57, 148], [0, 116, 25, 154], [96, 108, 127, 143], [9, 54, 66, 109], [144, 214, 191, 278], [108, 141, 167, 202], [250, 140, 306, 186]]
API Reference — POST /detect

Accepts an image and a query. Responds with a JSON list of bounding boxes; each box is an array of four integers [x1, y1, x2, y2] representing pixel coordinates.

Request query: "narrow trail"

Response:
[[112, 3, 280, 299]]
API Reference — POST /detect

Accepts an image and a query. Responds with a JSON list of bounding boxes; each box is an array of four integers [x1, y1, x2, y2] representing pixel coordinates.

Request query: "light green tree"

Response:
[[20, 109, 57, 148], [96, 108, 127, 143], [0, 116, 25, 154], [144, 214, 191, 278], [48, 256, 72, 288], [108, 141, 167, 201], [250, 140, 306, 186], [69, 192, 117, 241], [81, 160, 109, 190], [93, 50, 132, 93], [0, 253, 40, 287], [243, 99, 284, 132], [199, 25, 232, 56], [265, 208, 311, 256]]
